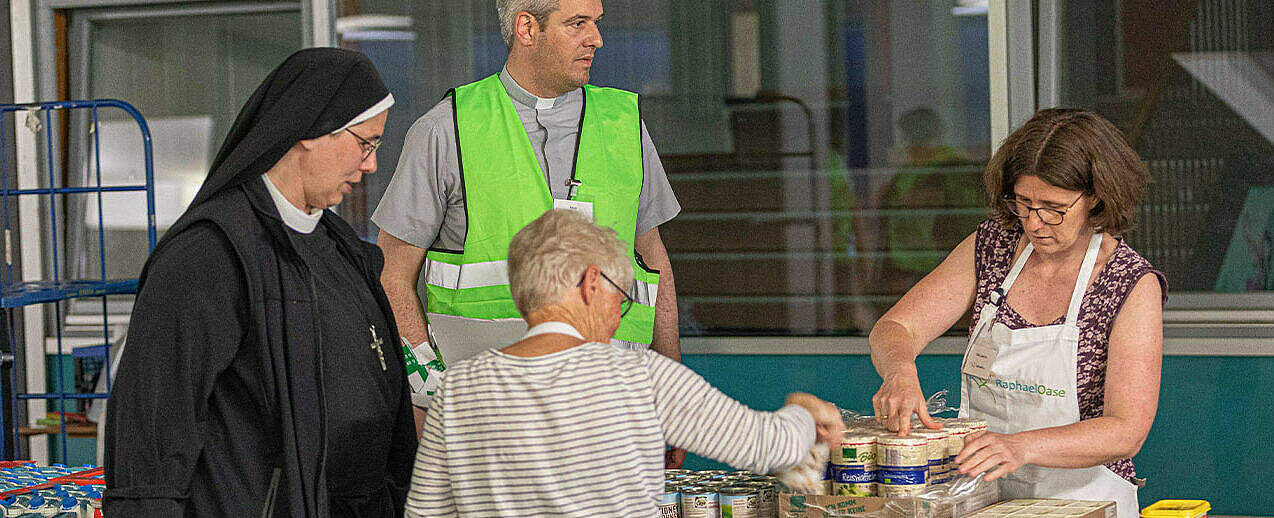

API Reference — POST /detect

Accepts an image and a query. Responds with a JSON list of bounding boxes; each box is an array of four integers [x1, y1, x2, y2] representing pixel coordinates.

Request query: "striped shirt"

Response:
[[405, 341, 815, 517]]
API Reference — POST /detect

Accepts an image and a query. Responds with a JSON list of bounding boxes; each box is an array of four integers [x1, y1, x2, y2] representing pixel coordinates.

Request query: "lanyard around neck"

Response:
[[522, 321, 586, 341]]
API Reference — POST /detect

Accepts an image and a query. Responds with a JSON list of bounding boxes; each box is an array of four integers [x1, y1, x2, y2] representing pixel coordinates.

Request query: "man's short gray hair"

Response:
[[508, 209, 633, 317], [496, 0, 559, 48]]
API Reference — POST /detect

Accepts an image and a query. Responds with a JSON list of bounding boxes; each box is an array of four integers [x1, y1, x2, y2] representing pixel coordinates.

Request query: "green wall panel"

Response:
[[680, 354, 1273, 515]]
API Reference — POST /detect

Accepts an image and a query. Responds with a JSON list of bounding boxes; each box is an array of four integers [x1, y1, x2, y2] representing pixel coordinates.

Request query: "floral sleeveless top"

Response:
[[970, 220, 1167, 482]]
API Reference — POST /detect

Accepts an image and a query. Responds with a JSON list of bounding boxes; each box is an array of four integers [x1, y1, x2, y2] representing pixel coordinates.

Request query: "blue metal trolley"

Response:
[[0, 99, 156, 461]]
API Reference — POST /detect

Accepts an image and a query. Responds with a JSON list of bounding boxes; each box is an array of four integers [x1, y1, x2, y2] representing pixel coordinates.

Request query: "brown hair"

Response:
[[983, 108, 1150, 235]]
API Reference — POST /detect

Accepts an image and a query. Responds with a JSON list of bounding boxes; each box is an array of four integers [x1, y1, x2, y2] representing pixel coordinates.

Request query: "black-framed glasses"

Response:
[[577, 270, 635, 317], [1003, 193, 1084, 226], [345, 128, 383, 161]]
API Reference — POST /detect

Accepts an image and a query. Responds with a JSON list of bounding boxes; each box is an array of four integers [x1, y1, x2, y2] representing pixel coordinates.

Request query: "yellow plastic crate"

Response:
[[1141, 500, 1210, 518]]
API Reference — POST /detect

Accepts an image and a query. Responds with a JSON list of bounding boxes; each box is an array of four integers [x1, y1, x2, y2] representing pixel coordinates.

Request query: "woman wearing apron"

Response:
[[867, 109, 1167, 518]]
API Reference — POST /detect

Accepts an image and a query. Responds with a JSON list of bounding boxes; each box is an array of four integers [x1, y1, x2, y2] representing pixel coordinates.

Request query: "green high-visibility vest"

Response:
[[423, 74, 659, 345]]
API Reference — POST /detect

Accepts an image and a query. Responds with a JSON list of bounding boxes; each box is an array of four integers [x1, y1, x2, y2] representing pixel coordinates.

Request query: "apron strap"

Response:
[[998, 242, 1034, 297], [1064, 233, 1104, 324], [974, 240, 1035, 331]]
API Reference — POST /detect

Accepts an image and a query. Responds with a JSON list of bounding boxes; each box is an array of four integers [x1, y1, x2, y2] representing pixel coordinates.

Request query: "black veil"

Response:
[[187, 47, 389, 210]]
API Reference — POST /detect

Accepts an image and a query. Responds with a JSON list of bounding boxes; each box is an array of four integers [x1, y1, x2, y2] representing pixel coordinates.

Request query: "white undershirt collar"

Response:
[[261, 174, 322, 233]]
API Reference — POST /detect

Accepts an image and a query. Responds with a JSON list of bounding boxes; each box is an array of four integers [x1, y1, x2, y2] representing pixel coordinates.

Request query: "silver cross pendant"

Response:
[[369, 324, 387, 371]]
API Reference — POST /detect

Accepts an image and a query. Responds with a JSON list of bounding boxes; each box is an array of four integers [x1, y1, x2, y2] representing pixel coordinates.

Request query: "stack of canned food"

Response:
[[827, 416, 988, 498], [663, 469, 779, 518], [0, 462, 104, 517]]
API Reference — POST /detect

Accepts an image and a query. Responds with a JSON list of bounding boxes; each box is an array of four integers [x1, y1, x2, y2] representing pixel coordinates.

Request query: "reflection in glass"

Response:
[[70, 12, 301, 282], [343, 1, 991, 335], [1055, 1, 1274, 293]]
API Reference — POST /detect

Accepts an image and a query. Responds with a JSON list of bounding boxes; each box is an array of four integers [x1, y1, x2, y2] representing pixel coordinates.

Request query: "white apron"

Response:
[[959, 233, 1139, 517]]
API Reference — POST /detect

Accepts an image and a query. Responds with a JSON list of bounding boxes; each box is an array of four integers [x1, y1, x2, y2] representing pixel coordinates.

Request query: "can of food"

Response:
[[876, 434, 928, 492], [657, 482, 681, 518], [943, 422, 971, 468], [720, 485, 759, 518], [741, 481, 776, 518], [910, 429, 950, 484], [699, 480, 728, 490], [681, 486, 720, 518], [829, 463, 876, 496], [959, 418, 988, 433]]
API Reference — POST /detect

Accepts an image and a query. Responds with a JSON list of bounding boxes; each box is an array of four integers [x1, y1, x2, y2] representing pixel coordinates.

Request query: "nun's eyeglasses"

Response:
[[577, 270, 636, 317], [345, 128, 383, 160]]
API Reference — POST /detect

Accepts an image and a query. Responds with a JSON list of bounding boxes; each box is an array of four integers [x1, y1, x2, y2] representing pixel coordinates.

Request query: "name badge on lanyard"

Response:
[[554, 178, 594, 219], [553, 198, 594, 219], [962, 329, 998, 379], [962, 288, 1003, 379]]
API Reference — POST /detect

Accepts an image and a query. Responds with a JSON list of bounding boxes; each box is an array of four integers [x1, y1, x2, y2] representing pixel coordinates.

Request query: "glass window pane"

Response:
[[346, 0, 991, 336], [1054, 1, 1274, 295], [70, 10, 302, 281]]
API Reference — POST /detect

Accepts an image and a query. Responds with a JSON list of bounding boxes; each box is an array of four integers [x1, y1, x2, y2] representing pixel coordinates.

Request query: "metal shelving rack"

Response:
[[0, 99, 156, 461]]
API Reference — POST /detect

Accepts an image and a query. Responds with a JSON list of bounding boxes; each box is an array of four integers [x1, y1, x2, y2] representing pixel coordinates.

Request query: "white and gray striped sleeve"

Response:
[[644, 351, 815, 473], [405, 382, 458, 517]]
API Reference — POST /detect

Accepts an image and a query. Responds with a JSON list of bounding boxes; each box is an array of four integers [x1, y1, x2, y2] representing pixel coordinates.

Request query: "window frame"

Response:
[[1032, 0, 1274, 340]]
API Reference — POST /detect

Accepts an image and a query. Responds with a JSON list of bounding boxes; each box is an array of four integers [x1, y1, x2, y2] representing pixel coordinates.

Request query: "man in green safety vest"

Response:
[[372, 0, 683, 464]]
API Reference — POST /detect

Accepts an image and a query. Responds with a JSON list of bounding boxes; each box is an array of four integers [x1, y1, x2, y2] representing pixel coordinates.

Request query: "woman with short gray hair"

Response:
[[506, 204, 633, 318], [405, 209, 844, 517]]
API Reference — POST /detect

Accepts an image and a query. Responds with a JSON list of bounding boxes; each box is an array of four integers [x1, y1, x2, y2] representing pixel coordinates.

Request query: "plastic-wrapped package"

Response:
[[778, 390, 1002, 517], [921, 389, 959, 419], [779, 474, 1000, 518], [839, 389, 958, 428]]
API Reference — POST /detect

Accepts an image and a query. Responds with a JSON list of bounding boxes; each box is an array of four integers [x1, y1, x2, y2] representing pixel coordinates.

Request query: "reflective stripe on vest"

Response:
[[426, 74, 658, 345], [424, 256, 658, 302]]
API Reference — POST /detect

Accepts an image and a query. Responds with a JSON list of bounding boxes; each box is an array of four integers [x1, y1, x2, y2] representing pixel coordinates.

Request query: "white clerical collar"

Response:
[[261, 174, 322, 234], [500, 67, 559, 110]]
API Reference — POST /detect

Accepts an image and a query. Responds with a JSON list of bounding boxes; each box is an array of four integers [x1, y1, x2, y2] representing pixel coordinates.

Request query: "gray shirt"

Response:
[[372, 69, 680, 251]]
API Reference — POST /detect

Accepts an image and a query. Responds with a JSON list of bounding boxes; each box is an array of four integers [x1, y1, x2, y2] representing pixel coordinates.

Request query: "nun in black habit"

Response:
[[103, 48, 416, 517]]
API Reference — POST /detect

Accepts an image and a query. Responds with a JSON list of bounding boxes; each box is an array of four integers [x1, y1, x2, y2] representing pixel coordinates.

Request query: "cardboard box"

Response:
[[779, 479, 1001, 518], [780, 494, 884, 517], [963, 499, 1116, 518]]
